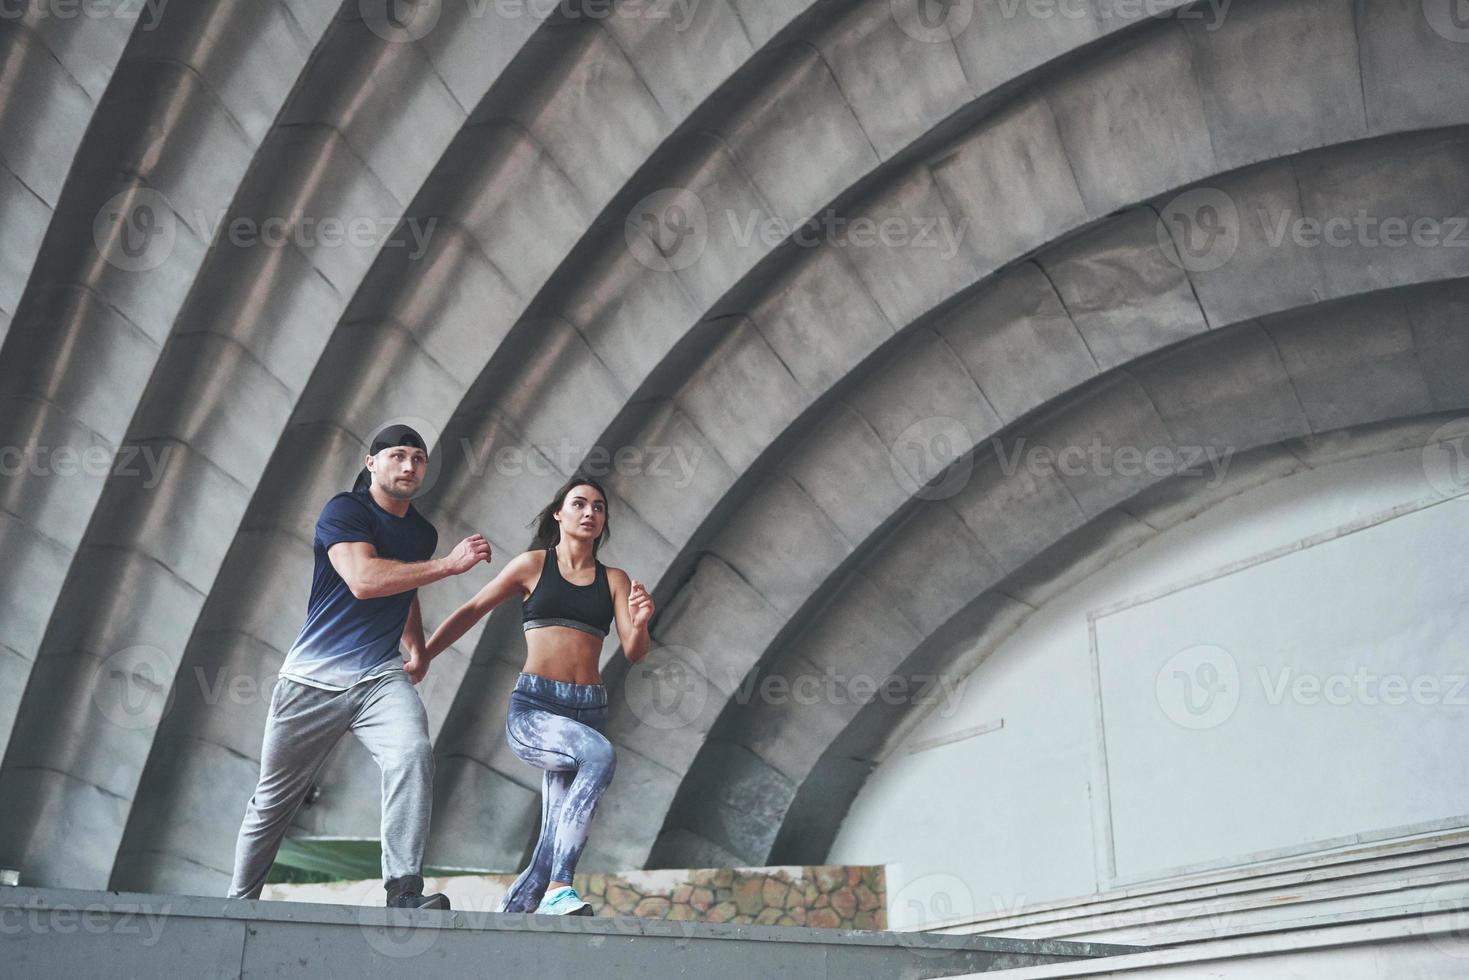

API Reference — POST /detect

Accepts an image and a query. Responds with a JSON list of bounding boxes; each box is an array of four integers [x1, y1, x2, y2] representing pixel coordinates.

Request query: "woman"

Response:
[[424, 474, 654, 915]]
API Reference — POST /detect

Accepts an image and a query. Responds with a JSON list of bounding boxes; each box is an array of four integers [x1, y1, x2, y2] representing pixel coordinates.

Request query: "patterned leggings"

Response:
[[497, 672, 616, 913]]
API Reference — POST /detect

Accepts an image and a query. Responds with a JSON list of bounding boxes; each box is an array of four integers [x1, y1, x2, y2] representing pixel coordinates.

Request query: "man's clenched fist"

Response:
[[446, 534, 491, 574]]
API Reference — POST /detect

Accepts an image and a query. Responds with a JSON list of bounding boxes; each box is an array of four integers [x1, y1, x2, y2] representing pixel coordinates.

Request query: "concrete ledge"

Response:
[[936, 828, 1469, 946], [0, 886, 1141, 979], [959, 910, 1469, 979]]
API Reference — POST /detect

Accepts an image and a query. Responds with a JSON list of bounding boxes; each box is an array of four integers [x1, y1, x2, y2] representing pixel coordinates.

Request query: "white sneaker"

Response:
[[535, 885, 593, 916]]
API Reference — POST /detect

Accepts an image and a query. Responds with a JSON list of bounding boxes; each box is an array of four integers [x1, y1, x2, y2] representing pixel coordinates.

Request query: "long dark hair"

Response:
[[529, 474, 611, 555]]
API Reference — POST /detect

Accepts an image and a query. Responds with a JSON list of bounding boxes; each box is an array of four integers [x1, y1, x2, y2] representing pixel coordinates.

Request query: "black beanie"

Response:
[[353, 424, 429, 491]]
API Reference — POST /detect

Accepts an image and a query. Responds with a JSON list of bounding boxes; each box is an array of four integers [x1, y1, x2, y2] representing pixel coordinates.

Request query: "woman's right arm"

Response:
[[424, 551, 538, 659]]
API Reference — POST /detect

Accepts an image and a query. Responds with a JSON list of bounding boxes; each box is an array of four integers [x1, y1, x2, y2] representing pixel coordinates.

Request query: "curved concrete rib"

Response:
[[426, 2, 1469, 871], [766, 405, 1469, 866], [645, 250, 1469, 863], [0, 0, 341, 889], [0, 1, 139, 349], [0, 0, 1446, 894], [415, 0, 1255, 871], [605, 121, 1469, 870], [741, 278, 1469, 864], [0, 1, 140, 776], [111, 0, 854, 894], [109, 0, 1208, 890], [87, 4, 567, 893]]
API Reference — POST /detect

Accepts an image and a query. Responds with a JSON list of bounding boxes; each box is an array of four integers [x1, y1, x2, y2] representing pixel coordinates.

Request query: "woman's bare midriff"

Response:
[[523, 626, 604, 685]]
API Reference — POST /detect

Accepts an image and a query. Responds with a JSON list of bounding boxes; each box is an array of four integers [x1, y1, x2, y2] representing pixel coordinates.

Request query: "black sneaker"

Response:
[[384, 874, 451, 911], [387, 891, 450, 910]]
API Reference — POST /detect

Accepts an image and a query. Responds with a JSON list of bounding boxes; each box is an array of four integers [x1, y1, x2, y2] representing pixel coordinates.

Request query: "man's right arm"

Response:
[[423, 550, 537, 660], [328, 535, 491, 600]]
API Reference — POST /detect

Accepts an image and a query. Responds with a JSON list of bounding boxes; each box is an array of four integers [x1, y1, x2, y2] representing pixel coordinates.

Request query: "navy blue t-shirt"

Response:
[[279, 487, 438, 690]]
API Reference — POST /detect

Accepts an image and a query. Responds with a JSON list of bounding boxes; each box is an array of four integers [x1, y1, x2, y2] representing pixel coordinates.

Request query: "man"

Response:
[[227, 424, 491, 909]]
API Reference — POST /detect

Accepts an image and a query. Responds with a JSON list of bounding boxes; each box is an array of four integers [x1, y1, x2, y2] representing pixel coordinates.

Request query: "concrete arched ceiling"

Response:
[[0, 0, 1464, 894], [664, 278, 1469, 868], [761, 403, 1469, 868]]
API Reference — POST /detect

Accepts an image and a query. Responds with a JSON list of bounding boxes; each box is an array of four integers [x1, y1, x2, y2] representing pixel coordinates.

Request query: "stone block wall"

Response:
[[264, 864, 886, 929], [580, 865, 885, 929]]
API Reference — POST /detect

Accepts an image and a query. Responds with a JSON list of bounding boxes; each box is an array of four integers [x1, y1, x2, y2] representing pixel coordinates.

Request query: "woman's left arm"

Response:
[[423, 551, 536, 663], [610, 568, 654, 664]]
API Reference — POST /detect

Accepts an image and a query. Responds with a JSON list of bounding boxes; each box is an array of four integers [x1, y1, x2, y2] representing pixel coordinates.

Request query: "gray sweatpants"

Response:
[[227, 670, 433, 900]]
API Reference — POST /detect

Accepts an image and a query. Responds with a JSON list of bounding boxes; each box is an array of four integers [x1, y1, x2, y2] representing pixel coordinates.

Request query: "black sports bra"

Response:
[[522, 547, 615, 639]]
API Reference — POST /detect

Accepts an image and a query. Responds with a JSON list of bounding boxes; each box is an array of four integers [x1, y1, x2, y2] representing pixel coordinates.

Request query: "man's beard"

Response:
[[380, 476, 419, 500]]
